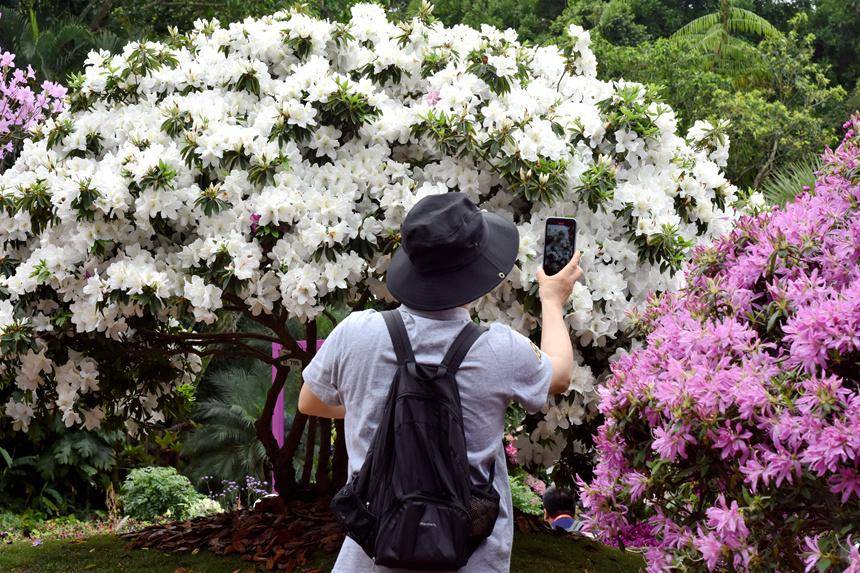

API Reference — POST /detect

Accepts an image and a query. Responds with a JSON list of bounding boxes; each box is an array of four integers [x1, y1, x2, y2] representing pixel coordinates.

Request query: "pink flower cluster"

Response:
[[581, 117, 860, 572], [524, 475, 547, 496], [504, 434, 520, 466], [1, 48, 66, 168]]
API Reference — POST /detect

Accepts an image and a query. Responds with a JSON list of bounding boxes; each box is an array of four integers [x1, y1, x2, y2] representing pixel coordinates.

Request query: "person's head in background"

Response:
[[543, 485, 578, 532]]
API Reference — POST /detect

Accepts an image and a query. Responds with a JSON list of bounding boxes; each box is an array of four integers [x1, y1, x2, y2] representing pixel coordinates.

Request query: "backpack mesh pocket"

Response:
[[467, 485, 500, 541]]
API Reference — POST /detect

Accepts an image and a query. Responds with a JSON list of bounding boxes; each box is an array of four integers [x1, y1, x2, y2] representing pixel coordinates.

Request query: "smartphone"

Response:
[[543, 217, 577, 276]]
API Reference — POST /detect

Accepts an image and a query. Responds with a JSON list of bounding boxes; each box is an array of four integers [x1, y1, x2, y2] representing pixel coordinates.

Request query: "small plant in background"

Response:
[[582, 117, 860, 571], [510, 472, 544, 517], [0, 45, 66, 171], [198, 475, 271, 512], [187, 496, 222, 518], [118, 466, 203, 522], [505, 433, 548, 517]]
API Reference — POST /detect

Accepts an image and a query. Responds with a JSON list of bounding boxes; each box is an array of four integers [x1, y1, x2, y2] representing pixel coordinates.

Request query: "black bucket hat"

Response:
[[386, 192, 519, 311]]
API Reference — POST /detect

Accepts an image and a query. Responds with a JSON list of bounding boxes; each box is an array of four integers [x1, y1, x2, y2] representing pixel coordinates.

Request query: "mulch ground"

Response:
[[121, 497, 547, 572]]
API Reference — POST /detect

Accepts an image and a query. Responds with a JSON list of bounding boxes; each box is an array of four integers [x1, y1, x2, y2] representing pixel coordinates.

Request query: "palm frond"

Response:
[[181, 361, 295, 485], [92, 29, 125, 54], [672, 12, 722, 41], [0, 10, 28, 49], [1, 12, 124, 81], [760, 155, 821, 206], [690, 25, 726, 53], [193, 402, 256, 430], [726, 7, 780, 38]]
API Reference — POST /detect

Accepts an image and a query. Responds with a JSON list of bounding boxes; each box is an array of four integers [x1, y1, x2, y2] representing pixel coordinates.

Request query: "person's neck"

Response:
[[400, 305, 470, 321]]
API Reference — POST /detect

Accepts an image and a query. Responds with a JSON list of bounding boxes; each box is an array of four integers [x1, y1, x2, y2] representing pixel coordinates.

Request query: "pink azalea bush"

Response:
[[581, 117, 860, 572], [0, 46, 66, 169]]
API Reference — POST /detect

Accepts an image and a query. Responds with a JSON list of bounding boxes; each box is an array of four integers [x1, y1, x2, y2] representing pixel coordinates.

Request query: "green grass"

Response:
[[512, 533, 644, 572], [0, 532, 644, 573], [0, 534, 257, 573]]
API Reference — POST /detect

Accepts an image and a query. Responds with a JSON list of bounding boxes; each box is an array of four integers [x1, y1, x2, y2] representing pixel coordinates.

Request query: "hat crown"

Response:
[[401, 193, 486, 273]]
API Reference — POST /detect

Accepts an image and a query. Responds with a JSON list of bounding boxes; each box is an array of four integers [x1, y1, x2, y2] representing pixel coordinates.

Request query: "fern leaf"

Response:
[[760, 155, 821, 206]]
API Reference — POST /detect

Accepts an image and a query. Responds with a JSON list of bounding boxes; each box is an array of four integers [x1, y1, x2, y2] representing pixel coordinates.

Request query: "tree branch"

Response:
[[142, 329, 281, 345], [753, 136, 780, 189], [351, 285, 373, 312]]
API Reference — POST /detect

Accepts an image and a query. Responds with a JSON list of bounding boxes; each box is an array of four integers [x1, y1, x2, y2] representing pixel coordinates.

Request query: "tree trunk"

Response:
[[276, 410, 309, 495], [254, 364, 308, 497], [315, 418, 332, 493], [251, 317, 353, 500], [300, 417, 317, 486], [332, 419, 348, 488], [89, 0, 114, 31]]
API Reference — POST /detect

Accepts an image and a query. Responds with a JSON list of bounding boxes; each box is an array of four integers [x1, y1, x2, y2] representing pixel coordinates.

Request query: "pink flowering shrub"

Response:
[[581, 117, 860, 572], [0, 47, 66, 170]]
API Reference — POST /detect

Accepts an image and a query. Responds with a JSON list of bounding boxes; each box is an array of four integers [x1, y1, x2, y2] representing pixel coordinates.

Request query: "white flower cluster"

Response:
[[0, 5, 738, 463]]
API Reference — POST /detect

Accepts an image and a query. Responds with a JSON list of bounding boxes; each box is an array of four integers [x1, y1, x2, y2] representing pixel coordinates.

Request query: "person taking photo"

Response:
[[298, 192, 582, 572]]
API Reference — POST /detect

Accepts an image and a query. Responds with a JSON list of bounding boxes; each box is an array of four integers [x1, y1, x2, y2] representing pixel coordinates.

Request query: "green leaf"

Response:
[[766, 310, 782, 332], [0, 446, 12, 468]]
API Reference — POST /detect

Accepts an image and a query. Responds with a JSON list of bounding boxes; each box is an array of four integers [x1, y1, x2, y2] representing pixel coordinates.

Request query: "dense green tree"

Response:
[[550, 0, 808, 46], [594, 37, 733, 123], [414, 0, 547, 42], [107, 0, 406, 38], [107, 0, 283, 38], [715, 18, 845, 185], [583, 14, 845, 188], [550, 0, 648, 45], [738, 0, 814, 31], [811, 0, 860, 90]]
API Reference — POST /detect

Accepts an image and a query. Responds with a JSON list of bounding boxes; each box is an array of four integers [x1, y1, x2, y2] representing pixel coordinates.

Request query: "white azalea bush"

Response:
[[0, 3, 739, 482]]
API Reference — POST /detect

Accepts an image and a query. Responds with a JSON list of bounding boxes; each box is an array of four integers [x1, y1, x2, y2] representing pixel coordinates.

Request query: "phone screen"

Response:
[[543, 217, 577, 276]]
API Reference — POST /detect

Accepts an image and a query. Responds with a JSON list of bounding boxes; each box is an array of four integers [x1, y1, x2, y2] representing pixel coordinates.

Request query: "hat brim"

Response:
[[386, 212, 519, 311]]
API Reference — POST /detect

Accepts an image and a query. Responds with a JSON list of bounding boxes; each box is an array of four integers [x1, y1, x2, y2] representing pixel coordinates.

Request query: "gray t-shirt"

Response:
[[303, 305, 552, 573]]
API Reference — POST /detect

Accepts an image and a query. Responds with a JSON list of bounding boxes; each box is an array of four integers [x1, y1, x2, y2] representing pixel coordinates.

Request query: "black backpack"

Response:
[[331, 309, 501, 570]]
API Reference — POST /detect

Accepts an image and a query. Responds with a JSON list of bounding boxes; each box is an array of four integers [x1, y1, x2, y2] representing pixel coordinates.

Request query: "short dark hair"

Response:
[[543, 485, 577, 518]]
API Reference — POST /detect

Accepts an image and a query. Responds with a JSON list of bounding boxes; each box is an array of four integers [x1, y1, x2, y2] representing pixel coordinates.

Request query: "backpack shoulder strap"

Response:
[[382, 309, 416, 366], [440, 321, 488, 375]]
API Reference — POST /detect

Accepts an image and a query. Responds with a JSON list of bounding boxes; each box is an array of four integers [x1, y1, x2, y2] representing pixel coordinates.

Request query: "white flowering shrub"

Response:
[[0, 3, 738, 481]]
